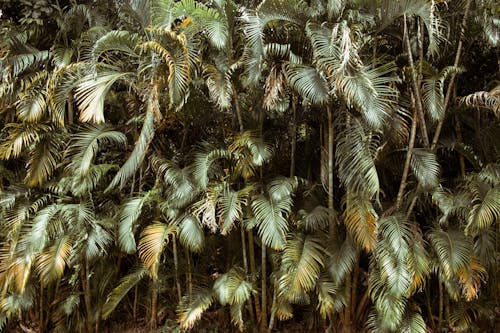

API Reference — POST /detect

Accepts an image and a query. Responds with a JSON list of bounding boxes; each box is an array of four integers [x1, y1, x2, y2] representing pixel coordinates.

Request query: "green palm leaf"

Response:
[[285, 63, 329, 105], [410, 148, 440, 190], [279, 233, 325, 303], [102, 267, 147, 319], [251, 193, 292, 250], [36, 235, 72, 285], [24, 133, 64, 187], [138, 222, 176, 279], [178, 288, 214, 330], [178, 214, 205, 252], [75, 70, 131, 123], [118, 192, 153, 254], [342, 194, 378, 252], [107, 106, 156, 191]]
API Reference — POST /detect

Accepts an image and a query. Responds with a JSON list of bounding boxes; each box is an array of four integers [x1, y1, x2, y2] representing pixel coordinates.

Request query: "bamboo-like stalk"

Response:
[[327, 106, 336, 239], [404, 14, 429, 148], [395, 94, 418, 210], [260, 246, 267, 332], [248, 230, 261, 322], [290, 93, 297, 178], [431, 0, 472, 151], [172, 236, 182, 302], [81, 260, 93, 333]]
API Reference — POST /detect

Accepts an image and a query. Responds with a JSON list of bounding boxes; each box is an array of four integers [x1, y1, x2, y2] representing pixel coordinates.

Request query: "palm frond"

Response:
[[203, 64, 233, 110], [102, 267, 147, 319], [0, 123, 52, 160], [342, 194, 378, 252], [7, 50, 50, 77], [75, 70, 131, 123], [279, 233, 325, 303], [336, 117, 380, 199], [297, 205, 331, 232], [467, 186, 499, 232], [462, 84, 500, 116], [422, 66, 464, 122], [66, 124, 127, 176], [251, 193, 292, 250], [177, 288, 214, 330], [36, 236, 72, 285], [91, 30, 140, 64], [285, 63, 329, 105], [315, 273, 345, 319], [410, 148, 440, 190], [327, 236, 359, 284], [138, 222, 176, 279], [178, 214, 205, 252], [107, 106, 156, 191], [118, 192, 153, 254], [23, 132, 63, 187]]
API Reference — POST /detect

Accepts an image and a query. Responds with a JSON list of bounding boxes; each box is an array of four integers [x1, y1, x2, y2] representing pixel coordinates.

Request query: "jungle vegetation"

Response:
[[0, 0, 499, 332]]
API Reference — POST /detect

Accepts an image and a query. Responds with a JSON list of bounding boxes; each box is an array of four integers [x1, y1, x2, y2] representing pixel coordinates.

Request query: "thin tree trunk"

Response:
[[267, 285, 278, 333], [186, 248, 193, 299], [233, 87, 244, 132], [260, 246, 267, 332], [342, 272, 352, 332], [431, 0, 472, 151], [81, 260, 93, 333], [290, 93, 297, 178], [354, 287, 370, 322], [395, 95, 418, 210], [151, 279, 158, 330], [248, 231, 261, 322], [67, 93, 74, 125], [173, 236, 182, 302], [39, 283, 43, 333], [133, 285, 138, 323], [327, 106, 336, 239], [425, 280, 435, 330], [241, 224, 255, 324], [350, 260, 359, 324], [404, 14, 429, 148], [438, 280, 443, 332]]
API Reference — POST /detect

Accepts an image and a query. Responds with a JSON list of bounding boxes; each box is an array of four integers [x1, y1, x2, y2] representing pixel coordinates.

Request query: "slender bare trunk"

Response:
[[248, 231, 261, 322], [431, 0, 472, 151], [233, 87, 244, 132], [39, 284, 43, 333], [290, 94, 297, 178], [260, 246, 267, 332], [395, 95, 418, 210], [81, 260, 93, 333], [173, 236, 182, 302], [327, 106, 335, 239], [438, 280, 443, 332], [151, 279, 158, 330], [267, 285, 277, 333], [186, 248, 193, 299], [404, 14, 429, 148]]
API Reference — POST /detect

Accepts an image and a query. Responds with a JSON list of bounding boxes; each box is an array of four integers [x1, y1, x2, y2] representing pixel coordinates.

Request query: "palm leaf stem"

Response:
[[404, 14, 429, 148], [327, 105, 335, 239], [431, 0, 472, 151], [396, 97, 418, 210]]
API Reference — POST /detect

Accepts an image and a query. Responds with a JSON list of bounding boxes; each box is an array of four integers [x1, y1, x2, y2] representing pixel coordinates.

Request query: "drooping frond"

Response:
[[336, 117, 380, 199], [138, 222, 176, 279], [75, 69, 131, 123], [6, 50, 50, 77], [66, 124, 127, 176], [0, 123, 52, 160], [177, 288, 214, 330], [342, 193, 378, 252], [297, 205, 330, 232], [218, 184, 252, 235], [315, 273, 345, 319], [251, 193, 292, 250], [410, 148, 440, 190], [279, 233, 325, 303], [462, 84, 500, 116], [422, 66, 464, 122], [118, 192, 153, 254], [24, 133, 64, 187], [203, 64, 233, 110], [91, 30, 141, 64], [327, 236, 359, 284], [229, 131, 273, 179], [178, 214, 205, 252], [36, 236, 72, 285], [102, 267, 147, 319], [285, 63, 329, 105], [107, 104, 156, 191]]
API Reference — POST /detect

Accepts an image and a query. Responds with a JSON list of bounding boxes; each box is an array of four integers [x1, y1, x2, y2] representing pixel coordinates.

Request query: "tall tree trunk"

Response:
[[248, 230, 261, 322], [327, 106, 336, 239], [290, 93, 297, 178], [81, 260, 93, 333], [404, 14, 429, 148], [431, 0, 472, 151], [173, 236, 182, 302], [151, 279, 158, 330], [395, 94, 418, 210], [260, 246, 267, 332]]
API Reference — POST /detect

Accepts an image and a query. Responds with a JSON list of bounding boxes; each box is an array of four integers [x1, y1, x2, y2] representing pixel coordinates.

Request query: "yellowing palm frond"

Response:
[[138, 222, 176, 279]]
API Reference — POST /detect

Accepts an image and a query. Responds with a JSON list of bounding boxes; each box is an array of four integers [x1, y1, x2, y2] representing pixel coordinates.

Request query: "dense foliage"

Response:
[[0, 0, 499, 332]]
